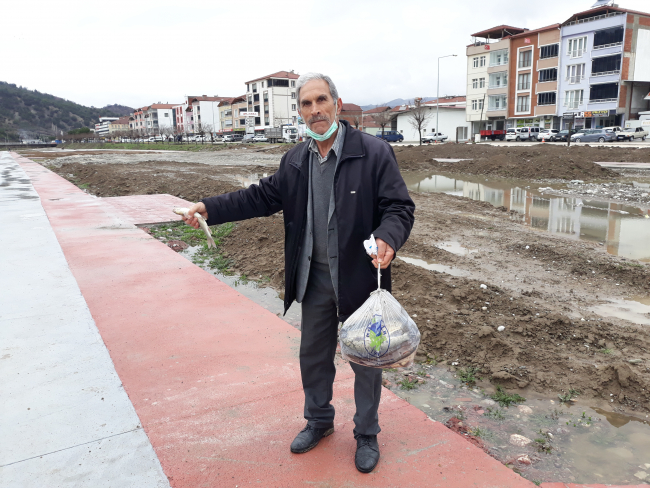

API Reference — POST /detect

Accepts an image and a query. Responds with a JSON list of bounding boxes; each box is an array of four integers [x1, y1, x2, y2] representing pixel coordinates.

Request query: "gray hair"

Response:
[[295, 72, 339, 106]]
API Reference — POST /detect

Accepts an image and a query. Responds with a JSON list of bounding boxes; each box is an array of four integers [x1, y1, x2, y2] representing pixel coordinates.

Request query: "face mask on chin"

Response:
[[305, 112, 339, 142]]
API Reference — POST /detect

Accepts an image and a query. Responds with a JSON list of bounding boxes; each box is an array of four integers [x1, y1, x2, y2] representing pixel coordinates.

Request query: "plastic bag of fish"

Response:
[[339, 236, 421, 369]]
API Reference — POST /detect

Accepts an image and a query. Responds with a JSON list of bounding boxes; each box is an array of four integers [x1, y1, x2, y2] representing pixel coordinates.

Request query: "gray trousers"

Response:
[[300, 261, 382, 436]]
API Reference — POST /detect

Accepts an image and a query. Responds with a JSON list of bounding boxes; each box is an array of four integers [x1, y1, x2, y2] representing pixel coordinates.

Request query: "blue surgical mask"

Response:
[[306, 119, 338, 142]]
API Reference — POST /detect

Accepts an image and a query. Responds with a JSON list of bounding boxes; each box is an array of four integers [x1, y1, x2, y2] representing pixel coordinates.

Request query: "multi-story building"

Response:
[[557, 5, 650, 130], [507, 24, 562, 129], [94, 117, 119, 137], [340, 103, 363, 129], [184, 96, 229, 135], [217, 96, 247, 134], [466, 25, 526, 136], [129, 104, 176, 135], [108, 116, 130, 137], [244, 71, 300, 132]]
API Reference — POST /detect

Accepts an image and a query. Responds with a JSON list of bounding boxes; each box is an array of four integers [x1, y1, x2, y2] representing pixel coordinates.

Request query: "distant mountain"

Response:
[[360, 97, 437, 111], [0, 81, 133, 141]]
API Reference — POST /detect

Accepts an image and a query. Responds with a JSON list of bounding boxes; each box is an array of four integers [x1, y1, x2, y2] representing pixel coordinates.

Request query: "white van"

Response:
[[505, 128, 520, 141]]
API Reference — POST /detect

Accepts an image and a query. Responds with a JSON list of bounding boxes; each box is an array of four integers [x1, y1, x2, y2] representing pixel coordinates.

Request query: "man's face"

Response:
[[298, 79, 342, 135]]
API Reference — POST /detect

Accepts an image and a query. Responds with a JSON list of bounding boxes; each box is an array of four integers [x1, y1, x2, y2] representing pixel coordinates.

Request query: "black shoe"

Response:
[[354, 434, 380, 473], [290, 423, 334, 454]]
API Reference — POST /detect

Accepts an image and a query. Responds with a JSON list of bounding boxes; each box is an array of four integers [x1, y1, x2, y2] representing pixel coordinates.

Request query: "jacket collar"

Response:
[[289, 119, 364, 172]]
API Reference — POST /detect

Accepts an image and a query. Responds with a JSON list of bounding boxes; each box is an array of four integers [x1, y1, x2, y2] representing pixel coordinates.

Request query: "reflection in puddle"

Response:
[[385, 364, 650, 485], [404, 173, 650, 262], [435, 240, 477, 256], [398, 256, 471, 277], [590, 298, 650, 326]]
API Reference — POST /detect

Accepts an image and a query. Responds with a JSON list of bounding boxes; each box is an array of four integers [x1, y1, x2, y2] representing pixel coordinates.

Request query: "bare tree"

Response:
[[351, 114, 361, 130], [371, 110, 394, 139], [406, 99, 432, 146], [201, 123, 214, 143]]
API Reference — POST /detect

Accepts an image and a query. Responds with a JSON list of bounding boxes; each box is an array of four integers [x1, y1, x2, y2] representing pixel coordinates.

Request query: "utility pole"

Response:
[[437, 54, 457, 142]]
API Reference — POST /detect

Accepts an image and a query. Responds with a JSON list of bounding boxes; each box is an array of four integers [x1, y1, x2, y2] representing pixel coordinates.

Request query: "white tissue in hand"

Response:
[[363, 234, 378, 257]]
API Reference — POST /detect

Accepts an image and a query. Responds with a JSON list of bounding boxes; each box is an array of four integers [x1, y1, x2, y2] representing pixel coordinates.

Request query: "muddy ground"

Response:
[[30, 146, 650, 415], [395, 144, 650, 181]]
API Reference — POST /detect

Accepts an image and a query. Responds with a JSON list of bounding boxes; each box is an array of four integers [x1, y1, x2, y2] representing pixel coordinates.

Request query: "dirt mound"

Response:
[[48, 161, 244, 201], [394, 144, 648, 180]]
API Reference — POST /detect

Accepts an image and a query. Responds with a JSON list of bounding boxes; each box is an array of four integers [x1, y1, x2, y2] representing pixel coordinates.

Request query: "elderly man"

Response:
[[183, 73, 414, 473]]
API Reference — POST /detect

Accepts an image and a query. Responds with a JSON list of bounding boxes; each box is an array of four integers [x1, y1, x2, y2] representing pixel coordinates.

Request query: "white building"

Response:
[[94, 117, 119, 137], [244, 71, 300, 131], [184, 96, 229, 134], [396, 97, 470, 142], [129, 104, 176, 135]]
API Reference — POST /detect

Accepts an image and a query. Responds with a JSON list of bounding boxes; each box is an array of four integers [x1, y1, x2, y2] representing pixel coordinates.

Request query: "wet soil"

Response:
[[38, 148, 650, 415], [394, 144, 650, 181]]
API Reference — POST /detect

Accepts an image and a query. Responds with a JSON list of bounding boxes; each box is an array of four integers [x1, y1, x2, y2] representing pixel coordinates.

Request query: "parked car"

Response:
[[231, 134, 244, 142], [242, 134, 256, 143], [520, 126, 541, 141], [253, 134, 268, 142], [422, 132, 448, 143], [375, 130, 404, 142], [604, 126, 624, 138], [551, 130, 570, 142], [222, 135, 234, 142], [572, 129, 615, 143], [538, 129, 559, 141], [505, 128, 521, 141], [617, 126, 648, 141]]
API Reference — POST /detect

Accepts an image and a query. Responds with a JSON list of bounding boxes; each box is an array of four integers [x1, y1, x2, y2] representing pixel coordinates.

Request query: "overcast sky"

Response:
[[3, 0, 647, 109]]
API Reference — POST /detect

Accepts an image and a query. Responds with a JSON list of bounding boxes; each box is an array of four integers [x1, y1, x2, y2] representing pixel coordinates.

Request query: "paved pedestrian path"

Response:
[[2, 151, 646, 488]]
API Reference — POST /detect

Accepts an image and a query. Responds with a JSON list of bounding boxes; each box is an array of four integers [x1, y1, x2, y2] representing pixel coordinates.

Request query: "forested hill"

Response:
[[0, 82, 133, 140]]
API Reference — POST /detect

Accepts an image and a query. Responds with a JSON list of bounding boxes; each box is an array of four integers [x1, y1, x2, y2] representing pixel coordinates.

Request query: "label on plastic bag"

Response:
[[365, 314, 390, 357]]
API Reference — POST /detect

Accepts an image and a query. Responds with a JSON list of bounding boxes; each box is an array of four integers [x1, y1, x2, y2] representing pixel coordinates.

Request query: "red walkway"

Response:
[[15, 153, 644, 488]]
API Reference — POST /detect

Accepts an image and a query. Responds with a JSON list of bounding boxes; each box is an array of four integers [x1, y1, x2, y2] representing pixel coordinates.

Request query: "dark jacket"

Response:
[[202, 120, 415, 319]]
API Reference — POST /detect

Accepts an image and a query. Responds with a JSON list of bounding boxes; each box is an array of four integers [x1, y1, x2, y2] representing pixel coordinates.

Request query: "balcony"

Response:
[[487, 104, 507, 111], [589, 98, 617, 103], [517, 82, 531, 90], [565, 11, 624, 27], [565, 101, 583, 110], [591, 70, 620, 77], [593, 42, 622, 51]]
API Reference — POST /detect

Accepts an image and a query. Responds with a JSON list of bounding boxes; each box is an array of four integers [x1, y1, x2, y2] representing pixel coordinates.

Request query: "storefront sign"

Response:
[[563, 112, 584, 119]]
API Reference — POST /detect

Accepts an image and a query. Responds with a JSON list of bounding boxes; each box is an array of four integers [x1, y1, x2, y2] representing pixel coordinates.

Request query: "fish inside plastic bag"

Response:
[[339, 235, 421, 369]]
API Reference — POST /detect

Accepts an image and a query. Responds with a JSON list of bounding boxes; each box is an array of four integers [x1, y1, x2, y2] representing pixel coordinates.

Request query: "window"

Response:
[[292, 104, 296, 111], [480, 56, 486, 67], [590, 82, 618, 102], [592, 54, 622, 75], [265, 117, 270, 125], [247, 95, 252, 103], [479, 77, 485, 88], [268, 79, 289, 87], [252, 83, 257, 93], [253, 94, 260, 102], [518, 50, 532, 68], [540, 44, 559, 59], [239, 108, 248, 116], [291, 80, 296, 87], [564, 90, 584, 109], [489, 72, 507, 88], [567, 37, 587, 58], [566, 64, 586, 84], [472, 99, 478, 110], [263, 91, 268, 101], [489, 49, 508, 66], [538, 92, 557, 106], [291, 92, 296, 99], [594, 26, 624, 49], [255, 117, 261, 125], [246, 84, 249, 92], [261, 81, 264, 88], [517, 73, 531, 90], [164, 113, 169, 117], [478, 98, 484, 110], [516, 95, 530, 112], [473, 57, 479, 68], [254, 105, 260, 114], [488, 95, 507, 111], [472, 78, 478, 89], [539, 68, 558, 83]]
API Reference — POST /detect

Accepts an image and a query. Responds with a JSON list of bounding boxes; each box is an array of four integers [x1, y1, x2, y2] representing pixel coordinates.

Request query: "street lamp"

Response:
[[437, 54, 457, 142]]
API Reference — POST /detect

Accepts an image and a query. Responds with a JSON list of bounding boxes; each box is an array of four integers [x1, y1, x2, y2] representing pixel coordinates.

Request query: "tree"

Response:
[[200, 123, 214, 143], [406, 99, 432, 146], [371, 110, 393, 139], [351, 114, 361, 130]]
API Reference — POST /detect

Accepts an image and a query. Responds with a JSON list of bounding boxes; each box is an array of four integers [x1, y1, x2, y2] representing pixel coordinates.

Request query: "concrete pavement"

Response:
[[2, 150, 646, 488]]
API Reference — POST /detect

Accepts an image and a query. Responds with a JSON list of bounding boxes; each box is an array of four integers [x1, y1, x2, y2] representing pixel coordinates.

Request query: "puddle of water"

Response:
[[384, 365, 650, 485], [590, 298, 650, 326], [404, 173, 650, 263], [435, 240, 477, 256], [398, 256, 471, 277]]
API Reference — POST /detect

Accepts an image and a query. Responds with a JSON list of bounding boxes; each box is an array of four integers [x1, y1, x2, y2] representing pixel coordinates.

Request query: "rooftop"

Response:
[[341, 103, 362, 112], [509, 23, 560, 39], [363, 106, 391, 114], [424, 96, 467, 106], [563, 5, 650, 25], [245, 70, 299, 84], [471, 25, 527, 40]]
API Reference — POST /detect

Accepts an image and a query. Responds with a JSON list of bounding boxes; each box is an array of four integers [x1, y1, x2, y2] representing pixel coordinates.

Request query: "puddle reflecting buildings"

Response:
[[407, 174, 650, 263]]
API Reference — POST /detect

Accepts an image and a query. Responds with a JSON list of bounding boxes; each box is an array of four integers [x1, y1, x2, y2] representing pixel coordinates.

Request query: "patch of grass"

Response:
[[78, 183, 89, 189], [558, 388, 580, 404], [233, 274, 250, 287], [484, 407, 506, 420], [534, 430, 553, 454], [532, 481, 542, 486], [383, 368, 398, 373], [490, 385, 526, 407], [399, 377, 419, 390], [423, 354, 439, 365], [458, 366, 481, 387], [599, 348, 614, 355]]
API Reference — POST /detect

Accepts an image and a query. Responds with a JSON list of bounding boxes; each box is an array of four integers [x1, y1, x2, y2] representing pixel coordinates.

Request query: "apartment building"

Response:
[[244, 71, 300, 131], [129, 104, 175, 135], [185, 96, 229, 134], [466, 25, 526, 136], [94, 117, 119, 137], [558, 5, 650, 130], [217, 95, 247, 133], [507, 24, 562, 129], [108, 116, 129, 136]]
